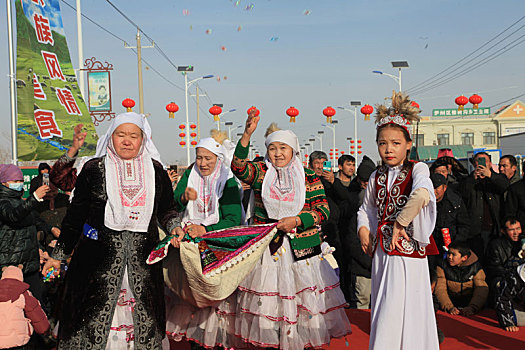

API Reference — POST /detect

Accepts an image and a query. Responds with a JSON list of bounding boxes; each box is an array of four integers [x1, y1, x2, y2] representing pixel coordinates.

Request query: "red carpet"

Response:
[[172, 309, 525, 349]]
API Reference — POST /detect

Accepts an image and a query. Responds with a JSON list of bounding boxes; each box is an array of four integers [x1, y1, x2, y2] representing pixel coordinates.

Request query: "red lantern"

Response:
[[179, 141, 186, 147], [190, 124, 197, 130], [469, 94, 482, 109], [455, 95, 468, 111], [190, 132, 197, 138], [166, 102, 179, 119], [329, 152, 333, 156], [350, 140, 355, 144], [358, 151, 362, 154], [305, 154, 308, 158], [286, 107, 299, 123], [323, 106, 336, 123], [358, 140, 362, 143], [179, 132, 186, 138], [122, 98, 135, 112], [340, 151, 345, 154], [247, 106, 260, 117], [179, 124, 186, 130], [358, 145, 362, 149], [351, 146, 355, 149], [191, 140, 198, 147], [209, 105, 223, 121], [360, 104, 374, 121]]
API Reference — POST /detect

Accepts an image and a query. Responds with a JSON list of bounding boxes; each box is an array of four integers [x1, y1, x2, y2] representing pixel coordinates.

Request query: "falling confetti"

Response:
[[303, 9, 311, 15], [205, 29, 212, 35], [145, 66, 150, 70], [182, 9, 190, 16], [223, 76, 228, 80], [237, 25, 242, 32], [234, 0, 241, 6], [245, 4, 255, 10], [189, 25, 193, 30], [216, 77, 221, 82], [221, 46, 227, 51], [269, 36, 279, 42]]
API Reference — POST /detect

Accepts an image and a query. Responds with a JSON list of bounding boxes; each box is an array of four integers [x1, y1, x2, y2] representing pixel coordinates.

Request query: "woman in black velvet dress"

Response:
[[43, 112, 182, 349]]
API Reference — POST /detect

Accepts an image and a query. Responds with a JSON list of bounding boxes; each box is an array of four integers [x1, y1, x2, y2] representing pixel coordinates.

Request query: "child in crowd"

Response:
[[0, 265, 50, 350], [435, 241, 489, 316], [358, 93, 439, 349]]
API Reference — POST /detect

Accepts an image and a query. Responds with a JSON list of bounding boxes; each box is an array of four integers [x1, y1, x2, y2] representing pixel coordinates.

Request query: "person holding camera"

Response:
[[459, 152, 510, 260]]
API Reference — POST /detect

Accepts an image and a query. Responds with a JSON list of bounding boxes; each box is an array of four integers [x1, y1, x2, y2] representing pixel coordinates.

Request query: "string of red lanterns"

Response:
[[455, 94, 482, 110]]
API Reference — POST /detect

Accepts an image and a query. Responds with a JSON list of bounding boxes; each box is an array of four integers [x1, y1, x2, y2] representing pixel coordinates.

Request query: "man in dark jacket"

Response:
[[485, 217, 525, 294], [0, 164, 50, 302], [339, 156, 376, 308], [506, 162, 525, 230], [428, 173, 470, 270], [460, 152, 510, 259]]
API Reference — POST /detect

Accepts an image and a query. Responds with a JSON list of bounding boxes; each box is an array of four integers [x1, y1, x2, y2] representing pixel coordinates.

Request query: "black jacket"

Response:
[[459, 171, 510, 237], [0, 185, 44, 275], [485, 235, 525, 287], [433, 189, 470, 254], [496, 268, 525, 328], [506, 179, 525, 230]]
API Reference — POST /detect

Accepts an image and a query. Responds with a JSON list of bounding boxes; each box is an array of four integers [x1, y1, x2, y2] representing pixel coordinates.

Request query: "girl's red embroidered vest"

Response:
[[374, 162, 438, 258]]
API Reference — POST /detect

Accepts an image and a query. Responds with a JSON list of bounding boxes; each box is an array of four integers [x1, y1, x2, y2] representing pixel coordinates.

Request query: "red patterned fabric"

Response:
[[374, 163, 438, 258]]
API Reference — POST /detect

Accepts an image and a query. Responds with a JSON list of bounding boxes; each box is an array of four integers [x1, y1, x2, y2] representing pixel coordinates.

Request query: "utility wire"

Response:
[[406, 15, 525, 93], [410, 25, 525, 95], [60, 0, 184, 92], [489, 93, 525, 109], [411, 33, 525, 96]]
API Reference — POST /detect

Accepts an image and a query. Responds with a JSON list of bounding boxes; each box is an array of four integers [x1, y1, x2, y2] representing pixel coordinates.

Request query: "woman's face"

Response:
[[377, 127, 412, 168], [111, 123, 143, 160], [195, 147, 218, 176], [267, 142, 294, 168]]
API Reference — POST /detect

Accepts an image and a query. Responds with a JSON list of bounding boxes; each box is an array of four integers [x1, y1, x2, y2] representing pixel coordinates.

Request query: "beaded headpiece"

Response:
[[375, 91, 420, 138]]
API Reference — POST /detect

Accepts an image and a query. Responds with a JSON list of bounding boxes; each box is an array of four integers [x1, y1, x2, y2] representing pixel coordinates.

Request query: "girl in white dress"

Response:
[[357, 93, 440, 350]]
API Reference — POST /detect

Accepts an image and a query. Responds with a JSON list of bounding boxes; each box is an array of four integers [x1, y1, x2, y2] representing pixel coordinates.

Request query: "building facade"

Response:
[[412, 100, 525, 153]]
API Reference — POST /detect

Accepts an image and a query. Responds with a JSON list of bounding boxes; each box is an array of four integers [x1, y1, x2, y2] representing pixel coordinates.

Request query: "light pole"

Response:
[[316, 131, 324, 153], [224, 122, 243, 140], [346, 137, 353, 155], [308, 138, 316, 152], [216, 109, 237, 130], [322, 121, 338, 172], [337, 100, 361, 163], [372, 61, 409, 92], [178, 66, 213, 165]]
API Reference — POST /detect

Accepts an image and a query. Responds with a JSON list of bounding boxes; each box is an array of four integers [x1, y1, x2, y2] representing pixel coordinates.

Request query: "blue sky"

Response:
[[1, 0, 525, 163]]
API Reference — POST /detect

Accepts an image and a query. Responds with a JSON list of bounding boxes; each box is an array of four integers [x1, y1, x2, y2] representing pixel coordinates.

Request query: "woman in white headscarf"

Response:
[[226, 113, 351, 349], [165, 129, 243, 346], [42, 112, 181, 350]]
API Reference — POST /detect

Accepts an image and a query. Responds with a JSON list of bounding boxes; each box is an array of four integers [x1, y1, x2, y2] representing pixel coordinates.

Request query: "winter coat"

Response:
[[485, 235, 525, 288], [506, 179, 525, 230], [435, 252, 489, 313], [0, 268, 49, 348], [459, 171, 509, 238], [0, 185, 44, 275], [432, 189, 471, 255], [495, 267, 525, 328]]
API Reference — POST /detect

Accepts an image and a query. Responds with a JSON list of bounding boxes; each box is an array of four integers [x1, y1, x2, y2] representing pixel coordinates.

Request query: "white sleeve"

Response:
[[410, 163, 437, 246], [357, 170, 378, 238]]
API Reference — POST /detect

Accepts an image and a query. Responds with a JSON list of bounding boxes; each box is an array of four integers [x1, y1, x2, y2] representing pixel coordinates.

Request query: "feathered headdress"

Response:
[[375, 91, 420, 137]]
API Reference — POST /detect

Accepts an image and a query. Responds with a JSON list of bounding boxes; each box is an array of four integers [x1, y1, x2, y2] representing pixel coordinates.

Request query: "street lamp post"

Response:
[[316, 131, 324, 153], [337, 100, 361, 163], [216, 109, 237, 130], [178, 66, 213, 165], [322, 121, 338, 172], [372, 61, 409, 92], [224, 122, 243, 140]]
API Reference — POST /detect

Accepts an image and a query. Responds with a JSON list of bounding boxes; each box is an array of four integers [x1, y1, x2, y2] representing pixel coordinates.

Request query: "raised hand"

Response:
[[68, 124, 87, 158]]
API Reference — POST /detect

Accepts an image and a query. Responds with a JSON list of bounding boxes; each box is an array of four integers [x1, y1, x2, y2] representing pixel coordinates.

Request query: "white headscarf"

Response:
[[97, 112, 159, 232], [261, 130, 306, 220], [184, 137, 236, 226]]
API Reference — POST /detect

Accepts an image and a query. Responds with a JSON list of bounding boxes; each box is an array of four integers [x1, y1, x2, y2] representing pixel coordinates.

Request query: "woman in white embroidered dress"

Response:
[[357, 93, 439, 350], [165, 130, 244, 347]]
